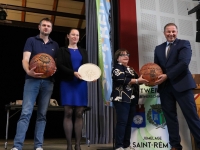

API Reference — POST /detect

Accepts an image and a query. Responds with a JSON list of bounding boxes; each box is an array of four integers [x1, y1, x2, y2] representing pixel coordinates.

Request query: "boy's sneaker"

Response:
[[36, 148, 43, 150]]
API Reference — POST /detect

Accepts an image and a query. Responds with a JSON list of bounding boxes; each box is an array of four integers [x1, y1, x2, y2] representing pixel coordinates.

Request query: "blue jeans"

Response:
[[13, 79, 53, 150], [113, 100, 136, 149]]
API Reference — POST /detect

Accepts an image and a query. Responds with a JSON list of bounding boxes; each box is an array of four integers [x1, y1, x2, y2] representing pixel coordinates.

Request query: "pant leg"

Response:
[[123, 99, 137, 148], [13, 79, 40, 150], [175, 89, 200, 148], [159, 85, 182, 149], [113, 101, 130, 149], [34, 79, 53, 149]]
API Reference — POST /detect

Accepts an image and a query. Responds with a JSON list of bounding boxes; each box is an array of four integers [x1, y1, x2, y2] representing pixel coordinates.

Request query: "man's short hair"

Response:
[[39, 18, 53, 26], [164, 23, 178, 31]]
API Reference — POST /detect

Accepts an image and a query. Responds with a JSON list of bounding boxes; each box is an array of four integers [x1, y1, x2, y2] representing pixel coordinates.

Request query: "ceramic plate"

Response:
[[78, 63, 101, 81]]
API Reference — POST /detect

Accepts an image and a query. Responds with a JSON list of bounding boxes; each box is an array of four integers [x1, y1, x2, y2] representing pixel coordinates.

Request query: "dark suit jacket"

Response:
[[56, 46, 88, 81], [154, 38, 196, 92]]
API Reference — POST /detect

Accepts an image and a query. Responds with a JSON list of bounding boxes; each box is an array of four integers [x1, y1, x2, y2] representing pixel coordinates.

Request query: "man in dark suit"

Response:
[[154, 23, 200, 150]]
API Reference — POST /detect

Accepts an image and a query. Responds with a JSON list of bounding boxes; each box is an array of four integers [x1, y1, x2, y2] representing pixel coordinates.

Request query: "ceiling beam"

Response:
[[0, 20, 85, 33], [51, 0, 58, 25], [77, 2, 85, 29], [0, 3, 85, 19], [21, 0, 27, 22]]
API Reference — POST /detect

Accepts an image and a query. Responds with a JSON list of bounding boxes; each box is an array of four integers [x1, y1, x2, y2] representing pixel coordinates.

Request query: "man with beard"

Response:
[[11, 18, 59, 150]]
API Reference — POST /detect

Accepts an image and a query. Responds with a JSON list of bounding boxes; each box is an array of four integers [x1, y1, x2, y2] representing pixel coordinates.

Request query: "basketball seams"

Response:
[[29, 53, 55, 78]]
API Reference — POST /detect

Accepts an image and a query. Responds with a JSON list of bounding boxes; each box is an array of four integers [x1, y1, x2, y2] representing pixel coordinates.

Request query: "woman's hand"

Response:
[[74, 72, 82, 79], [129, 75, 149, 85], [137, 75, 149, 85]]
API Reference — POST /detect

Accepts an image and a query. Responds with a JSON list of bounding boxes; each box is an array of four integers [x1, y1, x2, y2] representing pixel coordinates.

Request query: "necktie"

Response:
[[166, 43, 172, 58]]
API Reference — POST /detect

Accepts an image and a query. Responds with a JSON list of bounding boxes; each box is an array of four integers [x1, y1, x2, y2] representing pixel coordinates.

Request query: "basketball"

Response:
[[29, 53, 56, 78], [139, 63, 163, 86]]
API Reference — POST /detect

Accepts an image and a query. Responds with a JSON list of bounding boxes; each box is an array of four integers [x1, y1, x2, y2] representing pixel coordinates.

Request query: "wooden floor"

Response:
[[0, 138, 113, 150]]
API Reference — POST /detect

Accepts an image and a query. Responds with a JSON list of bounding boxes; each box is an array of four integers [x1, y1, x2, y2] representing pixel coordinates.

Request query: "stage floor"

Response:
[[0, 138, 113, 150]]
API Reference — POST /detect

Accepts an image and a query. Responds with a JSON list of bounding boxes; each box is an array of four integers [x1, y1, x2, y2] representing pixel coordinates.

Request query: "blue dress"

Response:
[[60, 49, 88, 106]]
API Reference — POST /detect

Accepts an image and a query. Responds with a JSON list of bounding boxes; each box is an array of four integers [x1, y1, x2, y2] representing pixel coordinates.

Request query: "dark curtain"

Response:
[[85, 0, 100, 144]]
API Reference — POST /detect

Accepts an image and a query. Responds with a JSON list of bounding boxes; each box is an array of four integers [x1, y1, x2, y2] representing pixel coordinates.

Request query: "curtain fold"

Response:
[[85, 0, 116, 144], [85, 0, 99, 144]]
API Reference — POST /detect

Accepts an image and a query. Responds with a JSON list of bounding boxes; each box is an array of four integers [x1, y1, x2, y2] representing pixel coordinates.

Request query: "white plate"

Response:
[[78, 63, 101, 81]]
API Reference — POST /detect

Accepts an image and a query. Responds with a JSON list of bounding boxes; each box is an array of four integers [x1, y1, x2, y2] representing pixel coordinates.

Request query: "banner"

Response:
[[130, 85, 170, 150], [96, 0, 112, 103]]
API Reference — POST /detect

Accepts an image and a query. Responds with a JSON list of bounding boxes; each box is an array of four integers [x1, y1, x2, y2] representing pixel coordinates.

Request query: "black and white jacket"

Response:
[[110, 63, 139, 103]]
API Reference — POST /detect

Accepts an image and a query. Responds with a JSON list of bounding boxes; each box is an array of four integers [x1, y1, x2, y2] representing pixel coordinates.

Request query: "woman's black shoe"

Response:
[[74, 145, 81, 150]]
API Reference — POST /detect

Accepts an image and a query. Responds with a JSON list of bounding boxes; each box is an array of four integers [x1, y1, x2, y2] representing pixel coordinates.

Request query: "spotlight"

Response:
[[0, 7, 7, 20]]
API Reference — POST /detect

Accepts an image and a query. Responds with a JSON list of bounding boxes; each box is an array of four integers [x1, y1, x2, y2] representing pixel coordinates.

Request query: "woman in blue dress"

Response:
[[56, 28, 88, 150]]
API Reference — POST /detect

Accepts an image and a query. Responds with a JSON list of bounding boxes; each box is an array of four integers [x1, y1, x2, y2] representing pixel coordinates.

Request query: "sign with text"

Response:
[[130, 84, 170, 150]]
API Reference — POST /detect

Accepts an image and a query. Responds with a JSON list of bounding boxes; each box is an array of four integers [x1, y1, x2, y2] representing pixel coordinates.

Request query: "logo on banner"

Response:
[[132, 104, 146, 128], [147, 104, 166, 128]]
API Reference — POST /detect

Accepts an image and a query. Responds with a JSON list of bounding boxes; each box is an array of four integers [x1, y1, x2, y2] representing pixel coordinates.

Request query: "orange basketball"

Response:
[[29, 53, 55, 78], [139, 63, 163, 86]]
